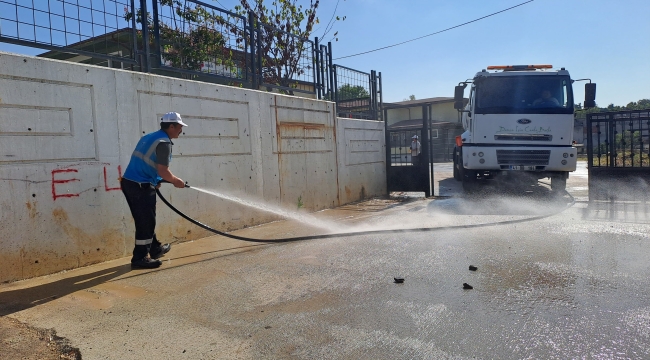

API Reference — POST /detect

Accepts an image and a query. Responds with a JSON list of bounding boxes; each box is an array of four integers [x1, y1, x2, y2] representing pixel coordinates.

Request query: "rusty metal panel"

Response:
[[271, 96, 338, 211]]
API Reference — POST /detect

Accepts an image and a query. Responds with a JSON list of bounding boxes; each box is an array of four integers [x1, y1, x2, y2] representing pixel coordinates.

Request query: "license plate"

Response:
[[509, 165, 536, 171]]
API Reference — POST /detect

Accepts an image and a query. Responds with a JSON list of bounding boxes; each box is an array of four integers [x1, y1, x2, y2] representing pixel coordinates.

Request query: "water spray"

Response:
[[156, 182, 577, 244]]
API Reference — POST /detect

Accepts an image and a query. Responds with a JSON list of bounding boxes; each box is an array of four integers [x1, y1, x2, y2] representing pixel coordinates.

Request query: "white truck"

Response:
[[452, 64, 596, 192]]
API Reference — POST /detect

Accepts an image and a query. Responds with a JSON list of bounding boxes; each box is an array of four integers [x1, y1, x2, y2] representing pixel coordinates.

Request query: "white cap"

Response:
[[161, 112, 188, 126], [412, 135, 419, 139]]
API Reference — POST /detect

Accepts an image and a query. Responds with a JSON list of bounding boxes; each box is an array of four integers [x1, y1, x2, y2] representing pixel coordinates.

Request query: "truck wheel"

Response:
[[551, 175, 567, 192], [462, 169, 477, 193]]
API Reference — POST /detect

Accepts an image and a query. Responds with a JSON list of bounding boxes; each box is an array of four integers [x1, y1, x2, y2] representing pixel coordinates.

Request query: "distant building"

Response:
[[383, 97, 466, 162]]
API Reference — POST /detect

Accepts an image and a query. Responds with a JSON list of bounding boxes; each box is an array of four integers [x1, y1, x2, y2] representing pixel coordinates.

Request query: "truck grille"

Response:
[[494, 134, 552, 141], [496, 150, 550, 165]]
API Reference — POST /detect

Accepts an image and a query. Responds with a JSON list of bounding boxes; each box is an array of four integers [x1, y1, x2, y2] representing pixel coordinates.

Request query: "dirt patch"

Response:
[[0, 316, 81, 359]]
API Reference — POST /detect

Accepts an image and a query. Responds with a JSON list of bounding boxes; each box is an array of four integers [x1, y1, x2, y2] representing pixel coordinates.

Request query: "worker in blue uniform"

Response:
[[121, 112, 187, 269]]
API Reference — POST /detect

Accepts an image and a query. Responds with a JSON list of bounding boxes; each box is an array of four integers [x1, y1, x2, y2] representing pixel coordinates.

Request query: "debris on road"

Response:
[[469, 265, 478, 271], [463, 283, 473, 290]]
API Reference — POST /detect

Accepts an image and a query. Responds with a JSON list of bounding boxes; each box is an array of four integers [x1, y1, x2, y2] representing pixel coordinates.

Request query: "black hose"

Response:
[[156, 188, 576, 243]]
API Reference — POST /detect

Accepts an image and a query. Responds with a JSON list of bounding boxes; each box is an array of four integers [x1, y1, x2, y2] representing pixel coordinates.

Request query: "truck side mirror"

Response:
[[454, 85, 465, 110], [584, 83, 596, 108]]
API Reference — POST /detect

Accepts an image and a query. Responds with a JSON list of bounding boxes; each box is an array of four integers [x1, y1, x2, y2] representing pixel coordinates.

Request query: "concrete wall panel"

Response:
[[336, 118, 387, 204], [0, 77, 96, 163], [0, 52, 384, 282]]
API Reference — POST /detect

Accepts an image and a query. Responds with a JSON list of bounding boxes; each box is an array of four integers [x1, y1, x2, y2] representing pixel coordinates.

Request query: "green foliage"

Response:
[[125, 1, 239, 77], [576, 98, 650, 116], [614, 130, 641, 148], [234, 0, 323, 94], [297, 195, 304, 209], [337, 84, 369, 100], [125, 0, 344, 92]]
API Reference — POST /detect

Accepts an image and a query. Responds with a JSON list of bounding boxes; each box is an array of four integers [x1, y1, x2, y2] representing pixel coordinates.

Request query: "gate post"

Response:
[[315, 37, 321, 99], [385, 107, 390, 194], [421, 105, 431, 197], [139, 0, 150, 72], [248, 11, 257, 90]]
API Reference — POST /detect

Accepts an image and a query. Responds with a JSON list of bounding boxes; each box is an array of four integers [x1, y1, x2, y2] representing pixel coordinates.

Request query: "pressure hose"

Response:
[[156, 183, 576, 244]]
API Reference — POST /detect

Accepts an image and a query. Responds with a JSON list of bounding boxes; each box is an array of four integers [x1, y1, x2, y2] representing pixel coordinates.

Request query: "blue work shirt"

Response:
[[123, 130, 172, 186]]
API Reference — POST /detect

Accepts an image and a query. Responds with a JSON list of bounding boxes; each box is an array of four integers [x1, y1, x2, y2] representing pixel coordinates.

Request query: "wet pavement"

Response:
[[2, 161, 650, 359]]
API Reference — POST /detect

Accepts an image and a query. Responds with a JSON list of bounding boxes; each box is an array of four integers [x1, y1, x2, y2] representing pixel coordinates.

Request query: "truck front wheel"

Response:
[[462, 169, 478, 193], [551, 174, 567, 192]]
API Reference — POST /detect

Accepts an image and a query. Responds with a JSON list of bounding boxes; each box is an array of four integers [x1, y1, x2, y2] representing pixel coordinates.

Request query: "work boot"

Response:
[[150, 243, 171, 260], [131, 257, 162, 269]]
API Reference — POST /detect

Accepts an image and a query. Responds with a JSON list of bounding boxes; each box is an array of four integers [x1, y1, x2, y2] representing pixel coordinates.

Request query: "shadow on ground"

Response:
[[0, 264, 132, 316]]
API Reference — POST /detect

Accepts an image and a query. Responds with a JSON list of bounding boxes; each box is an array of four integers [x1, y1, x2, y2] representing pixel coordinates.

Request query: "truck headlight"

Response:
[[561, 160, 567, 165], [563, 153, 568, 158], [479, 159, 485, 164], [478, 152, 484, 157]]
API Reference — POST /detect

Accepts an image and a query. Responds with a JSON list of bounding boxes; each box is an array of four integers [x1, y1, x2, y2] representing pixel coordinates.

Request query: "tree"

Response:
[[125, 0, 344, 91], [125, 0, 239, 77], [234, 0, 323, 93], [575, 98, 650, 117], [409, 94, 416, 101], [337, 84, 369, 100]]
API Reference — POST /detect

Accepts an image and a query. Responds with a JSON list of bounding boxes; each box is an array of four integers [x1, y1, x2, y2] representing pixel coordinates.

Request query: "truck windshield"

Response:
[[474, 75, 573, 114]]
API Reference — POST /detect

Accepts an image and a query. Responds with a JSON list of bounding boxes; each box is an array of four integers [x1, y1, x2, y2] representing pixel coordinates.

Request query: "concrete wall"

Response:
[[336, 118, 386, 203], [0, 52, 386, 282]]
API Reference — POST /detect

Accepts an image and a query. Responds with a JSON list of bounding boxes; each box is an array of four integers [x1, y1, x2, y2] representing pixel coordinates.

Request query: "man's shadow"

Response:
[[0, 264, 132, 316], [0, 242, 268, 317]]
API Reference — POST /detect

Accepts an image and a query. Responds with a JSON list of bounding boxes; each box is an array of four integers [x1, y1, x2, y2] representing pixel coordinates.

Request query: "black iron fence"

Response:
[[586, 109, 650, 202], [147, 0, 250, 85], [331, 65, 382, 120], [0, 0, 139, 67], [0, 0, 382, 119], [587, 110, 650, 168]]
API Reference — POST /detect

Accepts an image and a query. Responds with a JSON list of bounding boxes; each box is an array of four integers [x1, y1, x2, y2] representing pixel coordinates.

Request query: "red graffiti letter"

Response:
[[104, 165, 123, 191], [51, 169, 80, 200]]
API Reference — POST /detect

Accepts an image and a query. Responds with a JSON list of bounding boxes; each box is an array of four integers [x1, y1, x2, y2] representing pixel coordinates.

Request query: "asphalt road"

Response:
[[2, 161, 650, 359]]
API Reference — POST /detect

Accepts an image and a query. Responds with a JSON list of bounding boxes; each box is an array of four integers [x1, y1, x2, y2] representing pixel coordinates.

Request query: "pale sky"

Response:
[[2, 0, 648, 107]]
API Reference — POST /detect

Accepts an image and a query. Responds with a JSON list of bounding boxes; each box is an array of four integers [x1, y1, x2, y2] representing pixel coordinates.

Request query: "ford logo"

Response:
[[517, 118, 532, 124]]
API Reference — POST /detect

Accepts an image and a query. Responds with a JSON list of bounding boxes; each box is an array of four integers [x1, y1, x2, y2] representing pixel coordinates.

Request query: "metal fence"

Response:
[[147, 0, 250, 85], [0, 0, 139, 67], [0, 0, 383, 119], [331, 65, 382, 120], [586, 109, 650, 203], [587, 110, 650, 168]]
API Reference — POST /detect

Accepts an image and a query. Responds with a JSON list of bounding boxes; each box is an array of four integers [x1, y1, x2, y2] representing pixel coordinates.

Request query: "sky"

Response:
[[2, 0, 648, 107]]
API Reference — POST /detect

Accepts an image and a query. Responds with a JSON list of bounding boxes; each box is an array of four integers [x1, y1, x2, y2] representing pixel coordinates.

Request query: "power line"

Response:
[[333, 0, 534, 60]]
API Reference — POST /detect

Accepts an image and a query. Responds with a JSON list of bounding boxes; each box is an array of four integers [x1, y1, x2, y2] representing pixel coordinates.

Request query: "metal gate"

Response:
[[385, 112, 432, 196], [587, 109, 650, 203]]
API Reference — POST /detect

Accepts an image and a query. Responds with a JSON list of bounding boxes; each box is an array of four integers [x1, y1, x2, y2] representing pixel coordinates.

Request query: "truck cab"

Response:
[[452, 65, 596, 192]]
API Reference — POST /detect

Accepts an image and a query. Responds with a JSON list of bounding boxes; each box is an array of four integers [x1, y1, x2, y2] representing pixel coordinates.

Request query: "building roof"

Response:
[[387, 119, 459, 130], [383, 97, 455, 109], [38, 27, 135, 60]]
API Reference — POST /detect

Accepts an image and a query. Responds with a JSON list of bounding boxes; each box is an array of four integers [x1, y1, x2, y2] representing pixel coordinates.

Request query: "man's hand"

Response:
[[172, 178, 185, 188]]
